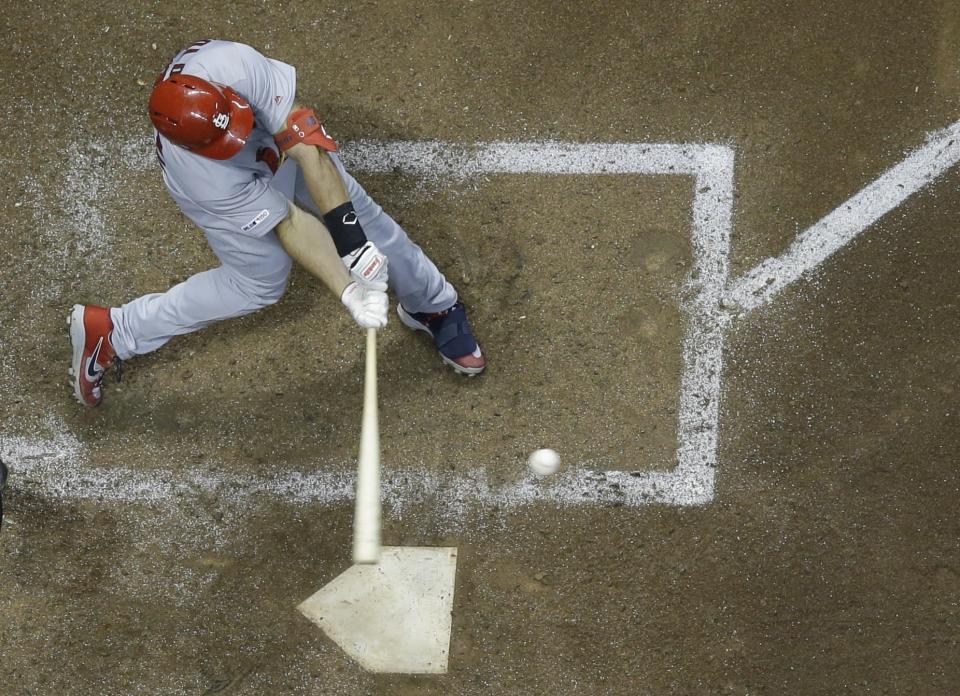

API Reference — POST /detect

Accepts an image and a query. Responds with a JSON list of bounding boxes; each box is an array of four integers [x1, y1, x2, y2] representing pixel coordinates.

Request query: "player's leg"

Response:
[[70, 231, 292, 406], [294, 157, 485, 375], [294, 158, 455, 313], [111, 229, 292, 357], [110, 265, 289, 358]]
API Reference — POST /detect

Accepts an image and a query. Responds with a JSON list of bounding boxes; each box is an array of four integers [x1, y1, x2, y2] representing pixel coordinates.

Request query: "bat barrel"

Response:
[[352, 327, 381, 564]]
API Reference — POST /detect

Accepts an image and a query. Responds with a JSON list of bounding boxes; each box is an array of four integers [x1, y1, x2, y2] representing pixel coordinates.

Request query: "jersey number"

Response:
[[164, 39, 212, 79]]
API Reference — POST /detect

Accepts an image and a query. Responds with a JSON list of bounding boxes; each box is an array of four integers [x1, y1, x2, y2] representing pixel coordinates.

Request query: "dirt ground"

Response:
[[2, 0, 960, 694]]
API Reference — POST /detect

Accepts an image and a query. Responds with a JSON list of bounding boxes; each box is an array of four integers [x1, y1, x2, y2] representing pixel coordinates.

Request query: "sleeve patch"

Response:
[[241, 209, 271, 232]]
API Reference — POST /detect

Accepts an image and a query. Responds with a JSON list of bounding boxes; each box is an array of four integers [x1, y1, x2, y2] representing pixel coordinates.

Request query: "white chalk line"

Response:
[[12, 117, 957, 512], [0, 428, 687, 513], [349, 141, 736, 506], [726, 119, 960, 312], [346, 140, 726, 177], [3, 140, 734, 511]]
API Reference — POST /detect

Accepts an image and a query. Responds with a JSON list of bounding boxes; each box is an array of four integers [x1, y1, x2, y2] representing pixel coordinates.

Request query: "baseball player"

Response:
[[70, 39, 485, 407]]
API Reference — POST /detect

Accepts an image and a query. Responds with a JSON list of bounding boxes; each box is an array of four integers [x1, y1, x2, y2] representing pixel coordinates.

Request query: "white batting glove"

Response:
[[341, 241, 389, 291], [340, 281, 388, 329]]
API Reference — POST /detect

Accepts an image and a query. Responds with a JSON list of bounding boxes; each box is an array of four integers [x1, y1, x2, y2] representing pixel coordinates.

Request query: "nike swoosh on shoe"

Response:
[[86, 337, 104, 380]]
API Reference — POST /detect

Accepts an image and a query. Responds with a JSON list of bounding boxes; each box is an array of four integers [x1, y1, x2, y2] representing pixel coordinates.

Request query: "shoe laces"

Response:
[[92, 355, 123, 388], [420, 303, 462, 325], [423, 309, 451, 323]]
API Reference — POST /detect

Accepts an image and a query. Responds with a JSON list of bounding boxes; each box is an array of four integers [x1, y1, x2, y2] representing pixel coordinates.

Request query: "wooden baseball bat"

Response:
[[352, 327, 381, 564]]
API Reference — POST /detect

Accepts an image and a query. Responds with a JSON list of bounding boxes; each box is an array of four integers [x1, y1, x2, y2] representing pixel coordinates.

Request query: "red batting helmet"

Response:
[[148, 75, 254, 160]]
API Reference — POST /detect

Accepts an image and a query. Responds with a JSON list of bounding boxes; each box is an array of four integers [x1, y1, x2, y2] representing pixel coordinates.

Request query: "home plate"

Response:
[[298, 546, 458, 674]]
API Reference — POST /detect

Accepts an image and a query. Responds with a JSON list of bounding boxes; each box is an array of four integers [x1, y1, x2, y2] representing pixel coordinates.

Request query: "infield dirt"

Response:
[[1, 1, 959, 694]]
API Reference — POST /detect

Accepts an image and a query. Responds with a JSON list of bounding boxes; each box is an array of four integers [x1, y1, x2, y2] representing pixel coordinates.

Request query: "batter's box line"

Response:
[[11, 123, 960, 511], [345, 141, 735, 507], [6, 142, 735, 510]]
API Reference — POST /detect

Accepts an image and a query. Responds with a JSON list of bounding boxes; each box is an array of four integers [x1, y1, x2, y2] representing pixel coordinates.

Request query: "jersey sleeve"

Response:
[[191, 177, 291, 239], [229, 44, 297, 134], [179, 41, 297, 135]]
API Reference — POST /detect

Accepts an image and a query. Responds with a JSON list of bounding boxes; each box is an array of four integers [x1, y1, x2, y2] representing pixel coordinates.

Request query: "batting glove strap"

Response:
[[275, 108, 339, 153], [342, 241, 389, 291]]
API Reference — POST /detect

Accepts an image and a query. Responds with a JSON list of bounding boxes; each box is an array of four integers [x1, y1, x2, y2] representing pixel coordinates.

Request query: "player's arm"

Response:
[[281, 127, 351, 212], [276, 203, 387, 329], [276, 203, 350, 295], [275, 107, 387, 290]]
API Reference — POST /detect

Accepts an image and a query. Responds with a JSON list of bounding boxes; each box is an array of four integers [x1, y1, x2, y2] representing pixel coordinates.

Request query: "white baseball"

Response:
[[527, 448, 560, 476]]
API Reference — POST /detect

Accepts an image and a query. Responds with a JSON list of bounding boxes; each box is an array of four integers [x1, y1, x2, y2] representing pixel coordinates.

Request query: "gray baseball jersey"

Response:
[[109, 40, 456, 360], [154, 39, 296, 239]]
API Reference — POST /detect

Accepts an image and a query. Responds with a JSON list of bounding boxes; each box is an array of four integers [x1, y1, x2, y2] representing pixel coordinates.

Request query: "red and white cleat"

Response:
[[68, 304, 121, 407]]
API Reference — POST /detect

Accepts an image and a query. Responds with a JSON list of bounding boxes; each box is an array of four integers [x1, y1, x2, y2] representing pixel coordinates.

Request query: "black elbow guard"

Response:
[[322, 201, 367, 256]]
